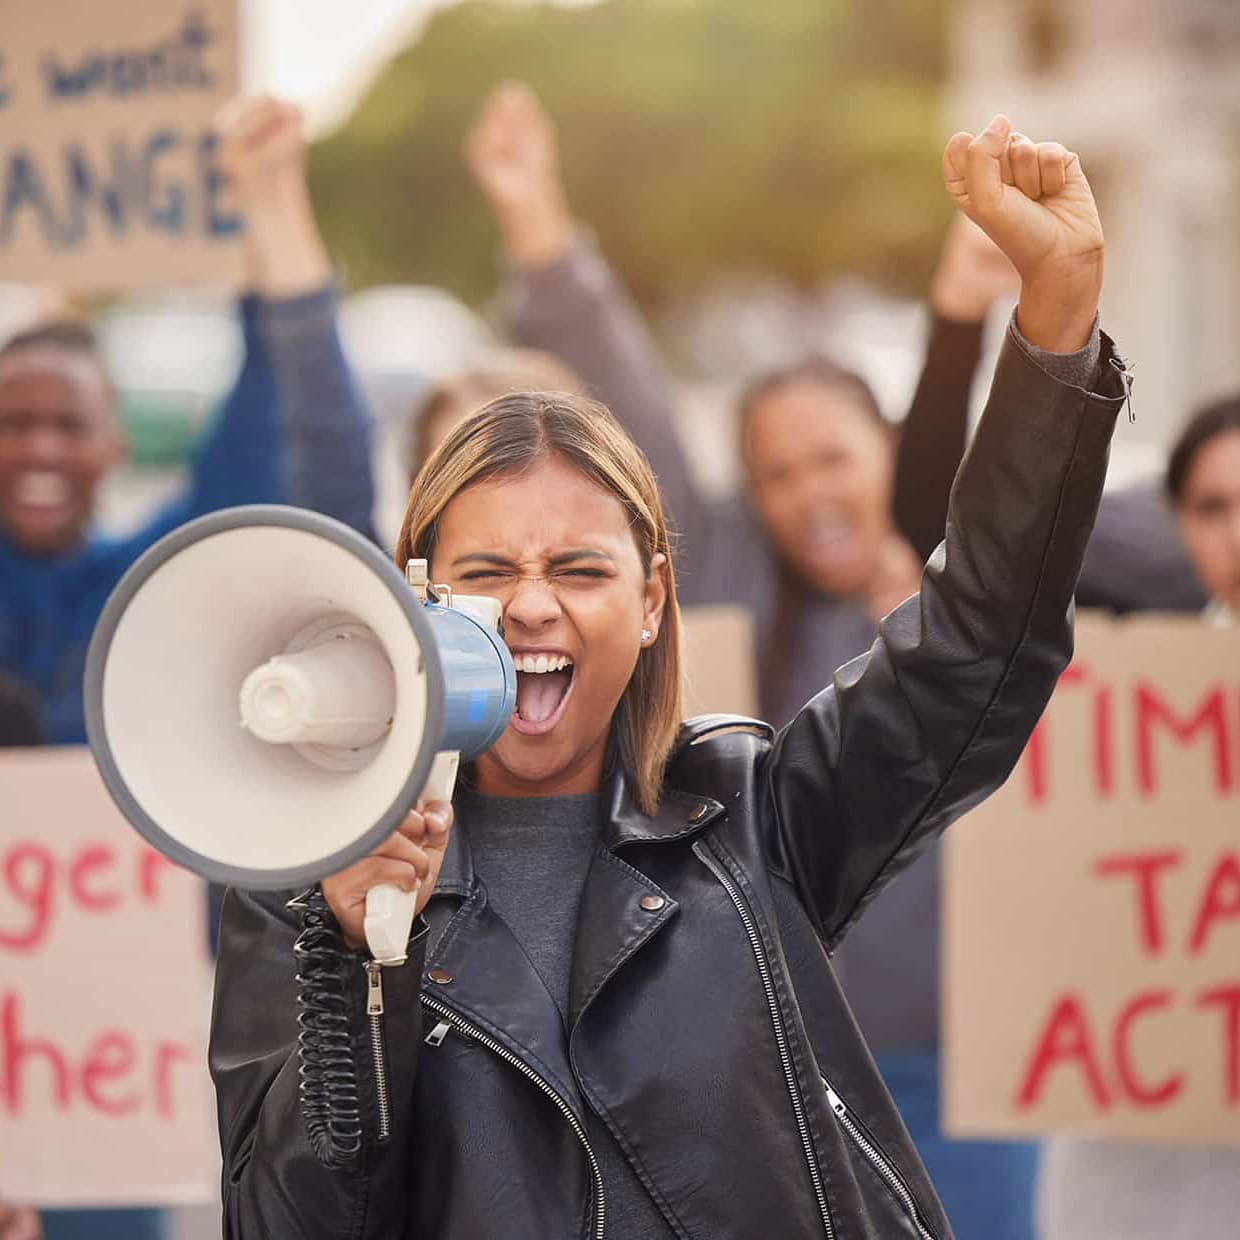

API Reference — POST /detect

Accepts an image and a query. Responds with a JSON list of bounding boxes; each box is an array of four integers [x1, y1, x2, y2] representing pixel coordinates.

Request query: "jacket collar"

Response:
[[434, 768, 725, 896]]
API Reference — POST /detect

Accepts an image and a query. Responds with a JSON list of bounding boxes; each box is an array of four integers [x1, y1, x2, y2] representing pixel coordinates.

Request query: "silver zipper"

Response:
[[421, 992, 606, 1240], [822, 1078, 936, 1240], [695, 842, 834, 1238], [364, 962, 392, 1142]]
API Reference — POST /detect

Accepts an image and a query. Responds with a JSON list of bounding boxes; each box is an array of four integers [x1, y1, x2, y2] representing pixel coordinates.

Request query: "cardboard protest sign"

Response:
[[0, 747, 216, 1206], [944, 613, 1240, 1147], [0, 1, 243, 289], [681, 604, 757, 719]]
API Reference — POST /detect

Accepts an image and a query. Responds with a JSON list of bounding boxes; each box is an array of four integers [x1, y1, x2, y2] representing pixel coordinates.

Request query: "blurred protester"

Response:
[[1167, 397, 1240, 622], [0, 94, 366, 1240], [469, 81, 1037, 1239], [1037, 395, 1240, 1240], [898, 229, 1206, 617], [217, 96, 376, 542]]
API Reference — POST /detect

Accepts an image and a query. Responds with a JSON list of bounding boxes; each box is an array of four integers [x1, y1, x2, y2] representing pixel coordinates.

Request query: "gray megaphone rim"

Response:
[[84, 504, 446, 890]]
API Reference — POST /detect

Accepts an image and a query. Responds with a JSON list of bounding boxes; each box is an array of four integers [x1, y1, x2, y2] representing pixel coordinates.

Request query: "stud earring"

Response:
[[641, 629, 652, 644]]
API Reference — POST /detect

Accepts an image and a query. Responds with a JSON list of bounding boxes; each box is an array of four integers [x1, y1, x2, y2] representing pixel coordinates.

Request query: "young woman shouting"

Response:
[[210, 117, 1130, 1239]]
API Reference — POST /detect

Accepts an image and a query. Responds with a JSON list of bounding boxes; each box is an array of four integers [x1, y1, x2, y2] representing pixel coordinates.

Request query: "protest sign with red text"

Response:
[[0, 747, 215, 1206], [944, 613, 1240, 1147]]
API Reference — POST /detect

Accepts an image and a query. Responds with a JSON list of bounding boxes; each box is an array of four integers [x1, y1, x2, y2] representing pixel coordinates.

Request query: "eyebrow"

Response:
[[450, 549, 617, 569]]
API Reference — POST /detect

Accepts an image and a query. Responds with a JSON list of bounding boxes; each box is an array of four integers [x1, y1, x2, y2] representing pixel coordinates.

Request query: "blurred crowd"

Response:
[[2, 80, 1239, 1240]]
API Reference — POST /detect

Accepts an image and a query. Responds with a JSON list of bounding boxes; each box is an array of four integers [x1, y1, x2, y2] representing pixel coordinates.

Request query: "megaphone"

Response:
[[84, 505, 516, 962]]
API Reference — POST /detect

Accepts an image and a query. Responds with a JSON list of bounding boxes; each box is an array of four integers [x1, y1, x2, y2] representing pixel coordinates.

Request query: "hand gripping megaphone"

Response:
[[84, 505, 516, 963]]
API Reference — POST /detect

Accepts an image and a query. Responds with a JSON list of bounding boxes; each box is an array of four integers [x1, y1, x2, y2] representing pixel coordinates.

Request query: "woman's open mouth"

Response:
[[510, 651, 575, 736]]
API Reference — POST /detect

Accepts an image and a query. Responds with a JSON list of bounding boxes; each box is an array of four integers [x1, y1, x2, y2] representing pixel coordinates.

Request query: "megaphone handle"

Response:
[[363, 751, 461, 964]]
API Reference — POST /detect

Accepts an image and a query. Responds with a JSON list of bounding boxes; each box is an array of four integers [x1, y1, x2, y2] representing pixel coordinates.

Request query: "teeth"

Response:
[[514, 654, 572, 673], [15, 471, 71, 506]]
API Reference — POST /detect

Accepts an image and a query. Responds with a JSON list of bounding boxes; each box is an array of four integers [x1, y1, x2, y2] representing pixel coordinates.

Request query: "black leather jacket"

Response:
[[211, 328, 1129, 1239]]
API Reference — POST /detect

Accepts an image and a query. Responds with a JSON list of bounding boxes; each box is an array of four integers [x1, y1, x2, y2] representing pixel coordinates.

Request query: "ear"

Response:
[[641, 552, 669, 646]]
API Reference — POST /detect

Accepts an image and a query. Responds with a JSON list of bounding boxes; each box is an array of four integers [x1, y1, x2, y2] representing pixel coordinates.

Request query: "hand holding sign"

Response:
[[215, 96, 332, 297], [943, 116, 1103, 353], [0, 1198, 41, 1240]]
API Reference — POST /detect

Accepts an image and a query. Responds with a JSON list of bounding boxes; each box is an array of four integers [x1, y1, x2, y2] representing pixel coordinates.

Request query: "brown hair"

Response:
[[396, 391, 682, 815], [408, 349, 584, 480], [1167, 395, 1240, 504]]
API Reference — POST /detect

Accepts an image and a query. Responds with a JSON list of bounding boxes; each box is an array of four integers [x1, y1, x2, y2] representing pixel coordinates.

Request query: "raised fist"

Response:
[[213, 95, 330, 297], [215, 95, 308, 209], [943, 116, 1102, 352], [465, 81, 574, 267]]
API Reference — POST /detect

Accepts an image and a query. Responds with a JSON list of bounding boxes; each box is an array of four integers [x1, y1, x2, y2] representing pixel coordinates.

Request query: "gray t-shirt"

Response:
[[461, 786, 675, 1239]]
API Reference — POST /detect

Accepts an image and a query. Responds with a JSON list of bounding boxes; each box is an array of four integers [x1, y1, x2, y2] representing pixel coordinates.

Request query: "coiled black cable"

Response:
[[289, 887, 363, 1167]]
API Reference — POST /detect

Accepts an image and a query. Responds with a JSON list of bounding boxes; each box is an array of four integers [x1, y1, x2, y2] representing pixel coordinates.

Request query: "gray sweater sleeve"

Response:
[[1010, 311, 1102, 387], [257, 284, 378, 543], [503, 241, 710, 575]]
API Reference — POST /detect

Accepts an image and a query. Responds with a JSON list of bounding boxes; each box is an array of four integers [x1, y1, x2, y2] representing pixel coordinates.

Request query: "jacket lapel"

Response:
[[567, 777, 724, 1032]]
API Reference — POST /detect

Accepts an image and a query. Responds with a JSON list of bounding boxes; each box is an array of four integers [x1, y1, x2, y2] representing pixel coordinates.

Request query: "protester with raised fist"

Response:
[[470, 82, 1044, 1238], [0, 93, 372, 1240], [212, 113, 1131, 1240]]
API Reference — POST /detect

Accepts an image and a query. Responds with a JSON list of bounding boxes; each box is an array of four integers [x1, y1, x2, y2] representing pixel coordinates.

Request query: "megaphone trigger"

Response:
[[362, 749, 461, 964]]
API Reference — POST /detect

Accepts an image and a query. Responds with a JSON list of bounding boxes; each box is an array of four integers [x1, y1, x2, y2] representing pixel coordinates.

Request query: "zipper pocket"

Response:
[[694, 841, 835, 1239], [821, 1075, 936, 1240], [420, 992, 606, 1240]]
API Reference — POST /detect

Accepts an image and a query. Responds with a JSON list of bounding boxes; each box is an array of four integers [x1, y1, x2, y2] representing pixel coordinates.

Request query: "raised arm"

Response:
[[216, 97, 378, 541], [894, 213, 1018, 562], [126, 295, 282, 560], [767, 118, 1127, 944], [466, 83, 710, 566]]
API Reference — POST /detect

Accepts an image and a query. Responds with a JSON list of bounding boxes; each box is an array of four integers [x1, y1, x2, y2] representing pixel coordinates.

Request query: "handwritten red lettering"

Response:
[[1112, 989, 1183, 1107], [1092, 850, 1184, 956], [154, 1040, 190, 1119], [1135, 683, 1232, 798], [1015, 993, 1111, 1111], [138, 848, 176, 904], [1197, 985, 1240, 1105], [0, 843, 54, 952], [68, 845, 120, 911], [1188, 852, 1240, 955], [1, 991, 69, 1111], [80, 1031, 140, 1116]]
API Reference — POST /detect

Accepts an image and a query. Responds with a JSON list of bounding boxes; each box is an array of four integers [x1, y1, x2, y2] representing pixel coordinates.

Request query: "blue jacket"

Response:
[[0, 285, 374, 745]]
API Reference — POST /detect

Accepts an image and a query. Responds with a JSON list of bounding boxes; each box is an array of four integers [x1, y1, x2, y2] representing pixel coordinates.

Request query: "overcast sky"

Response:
[[242, 0, 599, 134]]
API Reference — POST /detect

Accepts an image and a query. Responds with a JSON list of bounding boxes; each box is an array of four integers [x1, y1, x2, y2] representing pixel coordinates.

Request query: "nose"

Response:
[[503, 574, 563, 633], [22, 423, 69, 465]]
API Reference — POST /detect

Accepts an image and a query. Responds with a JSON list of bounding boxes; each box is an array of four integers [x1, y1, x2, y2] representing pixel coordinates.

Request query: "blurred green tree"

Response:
[[309, 0, 950, 308]]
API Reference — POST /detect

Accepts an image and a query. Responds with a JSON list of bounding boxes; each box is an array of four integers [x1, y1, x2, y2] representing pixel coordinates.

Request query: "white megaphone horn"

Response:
[[84, 505, 516, 964]]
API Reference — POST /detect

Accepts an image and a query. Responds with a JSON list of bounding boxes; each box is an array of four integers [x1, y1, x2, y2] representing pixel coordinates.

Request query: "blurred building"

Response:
[[947, 0, 1240, 465]]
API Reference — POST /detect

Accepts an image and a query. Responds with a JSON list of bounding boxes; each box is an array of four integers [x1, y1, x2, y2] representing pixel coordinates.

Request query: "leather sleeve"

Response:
[[210, 888, 427, 1238], [764, 325, 1129, 946]]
